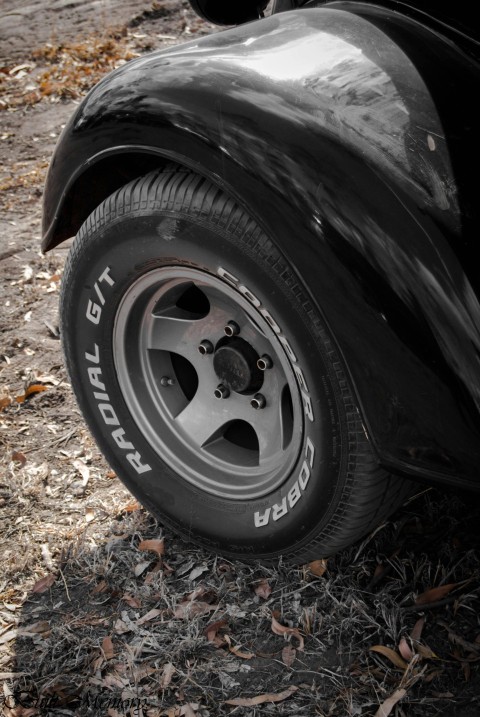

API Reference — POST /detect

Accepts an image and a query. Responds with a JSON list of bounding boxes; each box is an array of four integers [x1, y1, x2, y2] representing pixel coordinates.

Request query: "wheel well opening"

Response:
[[49, 152, 174, 249]]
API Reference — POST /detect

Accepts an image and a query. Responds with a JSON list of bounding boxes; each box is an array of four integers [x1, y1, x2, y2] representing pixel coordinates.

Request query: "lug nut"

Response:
[[198, 340, 214, 355], [214, 384, 230, 399], [160, 376, 176, 387], [251, 393, 266, 410], [257, 354, 273, 371], [224, 321, 240, 337]]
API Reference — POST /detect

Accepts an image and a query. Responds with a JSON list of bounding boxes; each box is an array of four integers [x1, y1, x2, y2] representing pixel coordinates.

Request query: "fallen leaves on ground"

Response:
[[224, 634, 255, 660], [225, 685, 298, 706], [369, 645, 408, 670], [101, 636, 115, 660], [282, 644, 297, 667], [138, 538, 165, 557], [415, 583, 459, 606], [31, 574, 56, 593], [160, 662, 176, 690], [174, 585, 218, 619], [374, 688, 407, 717], [307, 559, 328, 577], [1, 34, 140, 110], [204, 618, 228, 645], [271, 614, 304, 650], [254, 579, 272, 599], [15, 384, 48, 404]]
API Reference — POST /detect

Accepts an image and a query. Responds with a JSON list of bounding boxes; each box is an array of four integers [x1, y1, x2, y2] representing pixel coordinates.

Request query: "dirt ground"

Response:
[[1, 2, 480, 716]]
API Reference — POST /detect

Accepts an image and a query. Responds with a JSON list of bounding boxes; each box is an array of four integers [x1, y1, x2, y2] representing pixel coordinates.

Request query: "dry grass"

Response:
[[1, 414, 479, 717]]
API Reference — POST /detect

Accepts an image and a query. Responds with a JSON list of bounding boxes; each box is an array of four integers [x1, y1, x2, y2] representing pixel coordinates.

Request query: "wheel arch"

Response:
[[43, 7, 480, 487], [42, 150, 169, 249]]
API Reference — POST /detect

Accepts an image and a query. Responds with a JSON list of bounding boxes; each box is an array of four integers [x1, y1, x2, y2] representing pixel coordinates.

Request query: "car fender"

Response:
[[42, 7, 480, 486]]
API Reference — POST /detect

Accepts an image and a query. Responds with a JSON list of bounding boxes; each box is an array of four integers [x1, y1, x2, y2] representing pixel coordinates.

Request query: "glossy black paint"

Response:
[[42, 6, 480, 488], [307, 1, 480, 52]]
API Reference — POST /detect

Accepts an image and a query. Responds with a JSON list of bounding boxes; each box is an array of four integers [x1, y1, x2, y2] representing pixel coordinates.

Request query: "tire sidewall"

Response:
[[63, 207, 348, 558]]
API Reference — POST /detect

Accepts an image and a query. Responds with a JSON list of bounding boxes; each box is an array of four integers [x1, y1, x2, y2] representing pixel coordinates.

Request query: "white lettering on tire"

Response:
[[216, 267, 316, 528], [85, 344, 151, 475], [86, 266, 115, 325], [254, 438, 315, 527]]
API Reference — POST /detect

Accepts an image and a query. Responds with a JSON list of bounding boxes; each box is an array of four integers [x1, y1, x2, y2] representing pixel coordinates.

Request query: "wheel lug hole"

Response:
[[214, 384, 230, 399], [198, 339, 214, 355], [224, 321, 240, 337], [251, 393, 266, 409], [257, 354, 273, 371]]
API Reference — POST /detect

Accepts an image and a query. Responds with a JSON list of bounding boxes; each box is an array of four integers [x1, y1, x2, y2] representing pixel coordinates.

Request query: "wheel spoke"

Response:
[[174, 385, 234, 448], [232, 378, 293, 466], [147, 303, 235, 363], [257, 400, 289, 465], [147, 313, 204, 355]]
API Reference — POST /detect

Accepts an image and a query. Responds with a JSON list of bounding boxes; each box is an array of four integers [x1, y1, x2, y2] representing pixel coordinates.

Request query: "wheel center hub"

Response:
[[213, 338, 263, 394]]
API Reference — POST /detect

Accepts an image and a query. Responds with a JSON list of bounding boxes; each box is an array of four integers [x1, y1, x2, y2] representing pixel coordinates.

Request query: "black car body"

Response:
[[42, 1, 480, 562]]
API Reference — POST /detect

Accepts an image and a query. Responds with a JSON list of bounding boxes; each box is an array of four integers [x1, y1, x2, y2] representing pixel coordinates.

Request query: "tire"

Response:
[[61, 168, 410, 563]]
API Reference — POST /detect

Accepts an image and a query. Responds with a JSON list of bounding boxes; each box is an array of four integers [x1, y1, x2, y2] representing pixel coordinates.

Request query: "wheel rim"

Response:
[[113, 266, 303, 500]]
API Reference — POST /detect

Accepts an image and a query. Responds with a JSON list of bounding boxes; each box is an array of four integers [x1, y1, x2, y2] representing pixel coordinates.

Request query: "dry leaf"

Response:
[[415, 583, 458, 605], [4, 707, 38, 717], [185, 585, 215, 602], [204, 618, 228, 644], [138, 538, 165, 557], [123, 593, 141, 608], [369, 645, 408, 670], [308, 559, 328, 577], [0, 628, 17, 645], [134, 561, 151, 577], [271, 614, 304, 650], [0, 396, 12, 411], [136, 608, 162, 626], [20, 620, 51, 638], [254, 580, 272, 600], [73, 459, 90, 482], [282, 644, 296, 667], [398, 637, 414, 662], [11, 450, 27, 466], [144, 560, 163, 584], [122, 499, 141, 512], [102, 636, 114, 660], [160, 662, 176, 689], [374, 688, 407, 717], [32, 574, 55, 593], [132, 664, 156, 681], [92, 580, 108, 594], [225, 685, 298, 706], [410, 617, 425, 642], [15, 384, 47, 403], [416, 643, 438, 659], [174, 602, 217, 619], [188, 564, 208, 581], [114, 619, 131, 634], [85, 508, 95, 522], [225, 634, 255, 660]]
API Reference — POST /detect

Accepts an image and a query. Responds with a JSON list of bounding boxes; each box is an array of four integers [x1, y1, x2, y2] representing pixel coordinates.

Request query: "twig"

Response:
[[59, 568, 71, 602]]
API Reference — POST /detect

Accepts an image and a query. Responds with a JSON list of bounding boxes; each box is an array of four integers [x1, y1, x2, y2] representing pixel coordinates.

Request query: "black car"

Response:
[[42, 0, 480, 563]]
